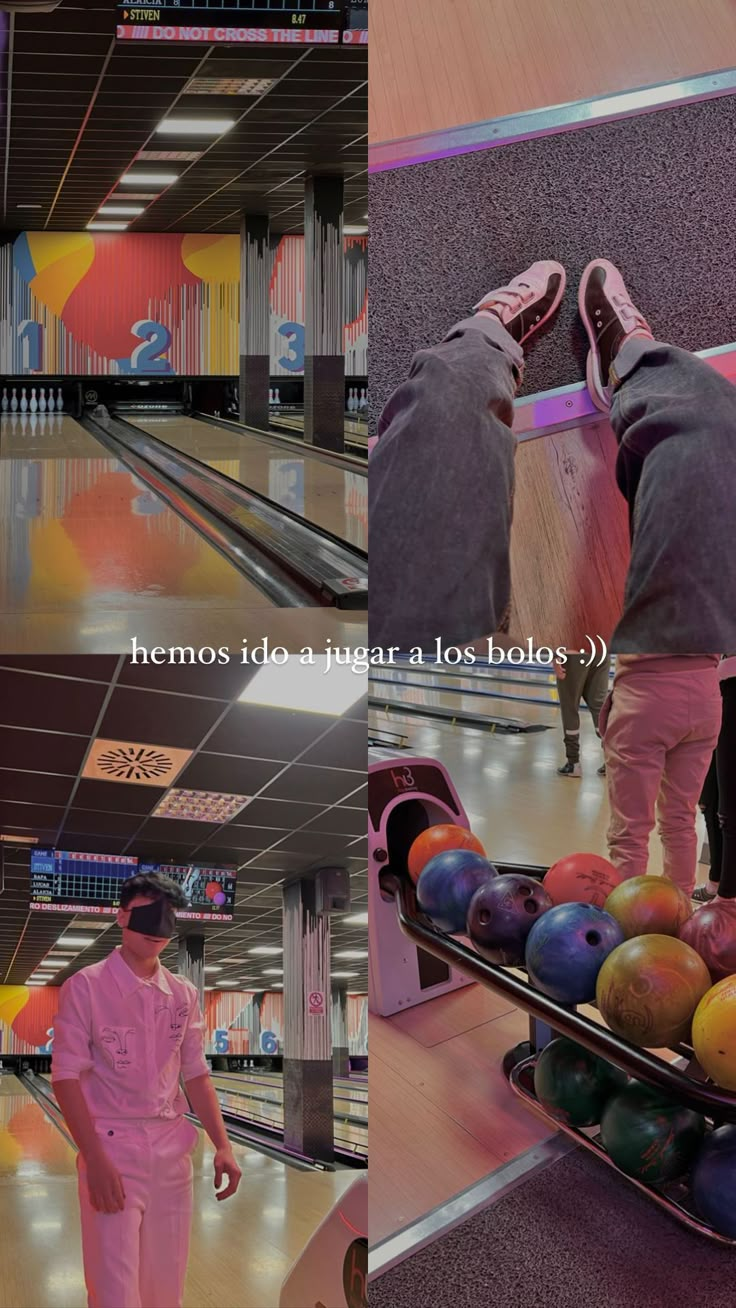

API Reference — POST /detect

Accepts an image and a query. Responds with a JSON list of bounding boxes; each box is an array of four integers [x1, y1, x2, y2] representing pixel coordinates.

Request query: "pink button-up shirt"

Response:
[[51, 947, 209, 1121]]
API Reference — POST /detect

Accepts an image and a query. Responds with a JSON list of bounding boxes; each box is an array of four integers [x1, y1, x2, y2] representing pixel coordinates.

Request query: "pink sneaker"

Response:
[[578, 259, 653, 411], [474, 261, 566, 346]]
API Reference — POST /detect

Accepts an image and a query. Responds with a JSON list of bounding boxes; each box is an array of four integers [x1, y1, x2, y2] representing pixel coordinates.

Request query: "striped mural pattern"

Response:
[[331, 986, 349, 1049], [305, 176, 345, 358], [283, 879, 332, 1063], [240, 216, 271, 358]]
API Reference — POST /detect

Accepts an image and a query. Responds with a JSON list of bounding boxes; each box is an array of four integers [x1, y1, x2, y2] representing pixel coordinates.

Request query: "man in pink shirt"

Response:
[[52, 872, 242, 1308]]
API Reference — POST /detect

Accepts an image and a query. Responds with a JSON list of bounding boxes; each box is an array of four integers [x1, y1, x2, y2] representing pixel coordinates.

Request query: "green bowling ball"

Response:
[[533, 1037, 628, 1126], [600, 1079, 706, 1184]]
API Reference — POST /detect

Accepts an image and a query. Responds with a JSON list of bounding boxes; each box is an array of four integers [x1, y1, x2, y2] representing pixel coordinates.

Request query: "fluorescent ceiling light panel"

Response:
[[152, 789, 250, 822], [186, 76, 275, 95], [239, 657, 364, 716], [27, 980, 47, 986], [248, 946, 283, 956], [57, 936, 96, 948], [87, 222, 129, 231], [156, 117, 235, 135], [331, 971, 359, 978], [334, 949, 368, 959], [109, 192, 157, 200], [216, 980, 238, 988], [262, 968, 283, 976], [204, 965, 223, 973], [138, 150, 201, 162], [344, 225, 368, 235], [120, 171, 179, 186], [98, 206, 145, 216], [343, 912, 368, 927]]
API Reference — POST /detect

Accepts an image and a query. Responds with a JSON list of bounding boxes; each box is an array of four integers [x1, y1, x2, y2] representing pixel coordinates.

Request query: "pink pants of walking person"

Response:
[[77, 1116, 198, 1308], [601, 657, 722, 892]]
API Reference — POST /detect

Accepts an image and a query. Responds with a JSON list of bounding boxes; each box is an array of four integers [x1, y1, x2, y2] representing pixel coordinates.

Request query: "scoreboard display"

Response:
[[29, 850, 238, 922], [116, 0, 355, 44]]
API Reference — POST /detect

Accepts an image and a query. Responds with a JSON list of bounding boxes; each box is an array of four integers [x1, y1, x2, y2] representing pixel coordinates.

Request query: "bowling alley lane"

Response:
[[0, 1072, 356, 1308], [0, 414, 368, 652], [133, 415, 368, 550], [210, 1072, 368, 1156]]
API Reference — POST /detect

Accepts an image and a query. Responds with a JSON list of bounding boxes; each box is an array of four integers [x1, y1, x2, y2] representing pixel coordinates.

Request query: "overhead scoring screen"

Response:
[[29, 849, 238, 922], [116, 0, 349, 44]]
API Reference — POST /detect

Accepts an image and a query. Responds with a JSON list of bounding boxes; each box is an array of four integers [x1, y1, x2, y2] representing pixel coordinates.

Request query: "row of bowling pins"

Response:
[[347, 387, 368, 412], [2, 386, 64, 414], [268, 388, 281, 406], [4, 410, 64, 434]]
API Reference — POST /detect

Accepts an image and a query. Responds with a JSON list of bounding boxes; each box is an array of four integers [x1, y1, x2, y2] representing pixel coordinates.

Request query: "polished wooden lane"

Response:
[[0, 1074, 356, 1308], [211, 1073, 368, 1155], [370, 0, 736, 142]]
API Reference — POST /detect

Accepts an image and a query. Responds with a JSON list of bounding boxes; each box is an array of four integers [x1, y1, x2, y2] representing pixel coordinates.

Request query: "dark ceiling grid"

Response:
[[0, 659, 368, 991], [3, 3, 367, 234]]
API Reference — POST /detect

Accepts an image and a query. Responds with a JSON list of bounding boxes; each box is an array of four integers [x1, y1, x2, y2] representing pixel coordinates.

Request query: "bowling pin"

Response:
[[20, 387, 28, 413], [39, 387, 46, 413], [359, 387, 367, 411], [10, 387, 18, 413], [30, 387, 38, 413], [269, 388, 274, 405], [1, 387, 7, 412], [48, 388, 55, 412], [274, 387, 280, 406], [56, 387, 64, 412]]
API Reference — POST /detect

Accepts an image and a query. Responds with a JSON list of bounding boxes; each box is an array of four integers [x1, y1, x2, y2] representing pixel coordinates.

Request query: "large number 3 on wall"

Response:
[[130, 320, 173, 373], [277, 322, 305, 372]]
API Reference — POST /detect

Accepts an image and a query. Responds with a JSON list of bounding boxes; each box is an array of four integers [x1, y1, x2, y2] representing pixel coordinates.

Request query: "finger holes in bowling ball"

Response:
[[586, 931, 601, 946], [524, 898, 539, 916], [479, 910, 491, 925]]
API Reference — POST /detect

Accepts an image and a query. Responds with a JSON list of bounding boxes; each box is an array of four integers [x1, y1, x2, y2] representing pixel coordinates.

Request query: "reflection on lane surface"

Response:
[[136, 415, 368, 551]]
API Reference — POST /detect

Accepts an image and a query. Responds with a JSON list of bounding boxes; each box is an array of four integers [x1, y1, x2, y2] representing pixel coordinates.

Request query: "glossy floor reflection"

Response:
[[0, 415, 367, 652], [0, 1073, 355, 1308], [137, 415, 368, 551]]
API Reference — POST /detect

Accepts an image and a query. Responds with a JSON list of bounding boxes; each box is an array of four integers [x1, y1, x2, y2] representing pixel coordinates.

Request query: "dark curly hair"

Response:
[[120, 871, 188, 910]]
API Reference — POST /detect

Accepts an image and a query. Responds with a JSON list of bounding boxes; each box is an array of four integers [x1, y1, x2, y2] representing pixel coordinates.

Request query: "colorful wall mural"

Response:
[[0, 984, 368, 1058], [0, 232, 367, 378]]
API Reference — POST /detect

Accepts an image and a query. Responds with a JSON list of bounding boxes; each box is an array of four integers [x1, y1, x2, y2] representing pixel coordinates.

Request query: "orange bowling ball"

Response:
[[692, 975, 736, 1091], [596, 935, 712, 1048], [408, 824, 486, 885], [543, 853, 622, 908], [604, 875, 693, 939]]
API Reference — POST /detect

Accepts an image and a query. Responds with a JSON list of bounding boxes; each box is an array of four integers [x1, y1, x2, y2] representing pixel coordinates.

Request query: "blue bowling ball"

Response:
[[692, 1124, 736, 1238], [417, 848, 498, 934], [525, 902, 624, 1004]]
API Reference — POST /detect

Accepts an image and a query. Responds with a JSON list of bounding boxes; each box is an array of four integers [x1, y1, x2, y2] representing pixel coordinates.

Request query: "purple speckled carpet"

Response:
[[370, 1149, 734, 1308], [370, 95, 736, 424]]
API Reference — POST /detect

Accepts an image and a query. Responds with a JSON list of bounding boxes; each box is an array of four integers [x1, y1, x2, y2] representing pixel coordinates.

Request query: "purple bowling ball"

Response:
[[417, 848, 498, 934], [467, 873, 554, 965], [525, 902, 625, 1004]]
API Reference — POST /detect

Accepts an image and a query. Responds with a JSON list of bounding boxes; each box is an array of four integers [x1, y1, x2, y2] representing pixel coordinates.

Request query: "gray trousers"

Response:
[[557, 657, 611, 763], [370, 317, 736, 654]]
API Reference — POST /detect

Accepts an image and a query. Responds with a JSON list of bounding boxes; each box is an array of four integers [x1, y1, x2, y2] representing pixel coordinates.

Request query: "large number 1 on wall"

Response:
[[130, 319, 173, 373], [18, 320, 43, 372]]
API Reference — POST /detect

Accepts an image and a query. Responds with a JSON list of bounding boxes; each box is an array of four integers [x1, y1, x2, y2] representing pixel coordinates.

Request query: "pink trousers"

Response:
[[602, 664, 722, 892], [77, 1116, 198, 1308]]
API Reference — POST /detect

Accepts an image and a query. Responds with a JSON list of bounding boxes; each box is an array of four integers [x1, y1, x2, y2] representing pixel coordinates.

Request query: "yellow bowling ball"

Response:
[[604, 875, 693, 939], [692, 975, 736, 1091]]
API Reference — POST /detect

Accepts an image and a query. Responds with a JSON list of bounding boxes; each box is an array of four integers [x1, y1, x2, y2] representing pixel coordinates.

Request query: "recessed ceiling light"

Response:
[[138, 150, 201, 162], [120, 171, 179, 186], [156, 117, 235, 135], [27, 980, 47, 986], [262, 968, 284, 976], [343, 912, 368, 927], [98, 206, 145, 217], [204, 965, 223, 972], [87, 222, 129, 231], [152, 789, 250, 822], [239, 658, 364, 716], [331, 970, 359, 978], [216, 980, 239, 988], [271, 983, 283, 989], [44, 955, 73, 963], [344, 225, 368, 235], [16, 205, 42, 211], [108, 192, 158, 200], [248, 946, 283, 956], [57, 936, 96, 948], [334, 949, 368, 959]]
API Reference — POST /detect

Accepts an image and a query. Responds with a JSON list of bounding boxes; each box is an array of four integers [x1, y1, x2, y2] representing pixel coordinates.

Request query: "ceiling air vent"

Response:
[[82, 739, 192, 787]]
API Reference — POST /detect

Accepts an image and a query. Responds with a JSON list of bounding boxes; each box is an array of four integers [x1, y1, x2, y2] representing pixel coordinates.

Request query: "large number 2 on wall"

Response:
[[277, 322, 305, 372], [130, 319, 173, 373]]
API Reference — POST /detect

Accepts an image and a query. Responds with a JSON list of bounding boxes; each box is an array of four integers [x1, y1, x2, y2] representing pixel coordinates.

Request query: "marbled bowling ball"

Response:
[[525, 902, 624, 1005], [543, 852, 622, 908], [604, 875, 693, 939], [467, 873, 552, 965], [534, 1037, 627, 1127], [679, 897, 736, 981], [600, 1080, 706, 1184], [596, 935, 711, 1048], [416, 848, 497, 934], [408, 824, 486, 885], [692, 975, 736, 1091]]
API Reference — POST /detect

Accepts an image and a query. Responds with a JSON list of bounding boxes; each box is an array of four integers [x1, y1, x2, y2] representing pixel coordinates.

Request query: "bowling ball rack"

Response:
[[384, 863, 736, 1246]]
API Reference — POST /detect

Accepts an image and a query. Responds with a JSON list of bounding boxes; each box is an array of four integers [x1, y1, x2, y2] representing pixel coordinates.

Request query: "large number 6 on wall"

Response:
[[130, 319, 173, 374]]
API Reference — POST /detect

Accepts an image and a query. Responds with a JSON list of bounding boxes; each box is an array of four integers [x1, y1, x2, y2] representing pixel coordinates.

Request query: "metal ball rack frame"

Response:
[[383, 862, 736, 1247]]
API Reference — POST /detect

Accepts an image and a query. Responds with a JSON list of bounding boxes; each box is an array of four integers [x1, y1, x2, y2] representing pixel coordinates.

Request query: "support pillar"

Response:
[[177, 932, 205, 1011], [282, 878, 334, 1163], [239, 213, 271, 430], [331, 984, 350, 1077], [304, 174, 345, 452]]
